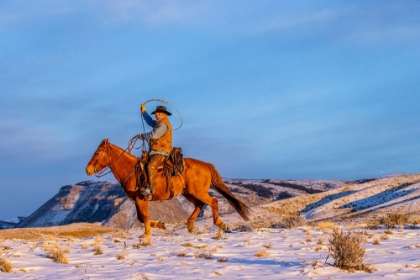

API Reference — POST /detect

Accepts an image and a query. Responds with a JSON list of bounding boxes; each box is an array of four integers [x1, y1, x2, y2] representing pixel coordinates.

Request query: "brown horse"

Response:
[[85, 139, 250, 241]]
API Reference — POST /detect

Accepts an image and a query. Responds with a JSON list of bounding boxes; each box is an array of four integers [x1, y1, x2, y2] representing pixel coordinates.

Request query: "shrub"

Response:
[[379, 211, 409, 229], [380, 234, 389, 240], [328, 229, 366, 271], [365, 219, 380, 230], [0, 257, 12, 273], [194, 250, 213, 259], [176, 251, 187, 257], [315, 221, 338, 231], [254, 250, 270, 257], [263, 243, 272, 249], [271, 216, 306, 229], [93, 243, 103, 255], [46, 245, 69, 264]]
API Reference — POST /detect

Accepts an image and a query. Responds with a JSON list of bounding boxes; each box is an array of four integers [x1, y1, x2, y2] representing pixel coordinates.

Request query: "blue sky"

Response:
[[1, 0, 419, 220]]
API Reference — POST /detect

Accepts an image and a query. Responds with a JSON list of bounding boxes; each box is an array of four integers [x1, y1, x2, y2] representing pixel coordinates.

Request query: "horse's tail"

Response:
[[206, 163, 251, 221]]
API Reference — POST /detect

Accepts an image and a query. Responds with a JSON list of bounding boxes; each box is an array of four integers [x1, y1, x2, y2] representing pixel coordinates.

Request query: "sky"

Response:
[[0, 0, 419, 220]]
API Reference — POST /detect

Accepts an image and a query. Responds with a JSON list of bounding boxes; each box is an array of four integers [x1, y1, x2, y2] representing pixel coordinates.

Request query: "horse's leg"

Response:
[[195, 193, 227, 231], [182, 193, 206, 233], [134, 202, 166, 230], [134, 197, 152, 241]]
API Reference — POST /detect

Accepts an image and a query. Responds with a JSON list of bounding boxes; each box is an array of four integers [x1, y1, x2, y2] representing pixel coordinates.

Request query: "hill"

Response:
[[16, 178, 346, 229]]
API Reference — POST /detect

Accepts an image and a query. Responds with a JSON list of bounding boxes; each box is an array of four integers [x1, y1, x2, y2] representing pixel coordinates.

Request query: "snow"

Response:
[[2, 222, 420, 279]]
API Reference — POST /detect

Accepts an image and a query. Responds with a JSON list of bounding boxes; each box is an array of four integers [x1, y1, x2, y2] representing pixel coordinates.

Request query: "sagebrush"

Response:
[[328, 229, 366, 271]]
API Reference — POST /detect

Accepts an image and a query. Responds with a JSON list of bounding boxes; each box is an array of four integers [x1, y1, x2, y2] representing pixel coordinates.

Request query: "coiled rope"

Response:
[[133, 99, 183, 152]]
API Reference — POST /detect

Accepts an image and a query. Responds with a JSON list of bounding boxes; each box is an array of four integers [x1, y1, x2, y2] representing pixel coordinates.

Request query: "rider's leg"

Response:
[[146, 154, 165, 194]]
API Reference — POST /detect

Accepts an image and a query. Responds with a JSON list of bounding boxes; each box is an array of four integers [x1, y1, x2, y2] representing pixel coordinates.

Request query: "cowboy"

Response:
[[138, 104, 173, 198]]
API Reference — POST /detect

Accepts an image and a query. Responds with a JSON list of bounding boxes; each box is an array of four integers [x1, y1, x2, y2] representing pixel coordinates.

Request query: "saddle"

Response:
[[135, 147, 184, 199]]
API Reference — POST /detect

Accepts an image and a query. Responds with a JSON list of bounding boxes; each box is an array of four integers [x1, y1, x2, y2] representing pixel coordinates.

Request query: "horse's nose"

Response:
[[86, 166, 93, 176]]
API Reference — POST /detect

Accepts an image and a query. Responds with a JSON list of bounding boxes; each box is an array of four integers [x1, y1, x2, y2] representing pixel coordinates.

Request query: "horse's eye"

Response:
[[95, 152, 100, 156]]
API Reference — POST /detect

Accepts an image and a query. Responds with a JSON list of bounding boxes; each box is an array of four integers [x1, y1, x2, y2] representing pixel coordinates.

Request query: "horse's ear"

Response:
[[99, 138, 109, 146]]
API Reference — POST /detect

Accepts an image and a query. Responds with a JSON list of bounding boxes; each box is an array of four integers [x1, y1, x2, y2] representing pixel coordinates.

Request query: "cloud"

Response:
[[247, 9, 335, 35], [245, 2, 420, 47]]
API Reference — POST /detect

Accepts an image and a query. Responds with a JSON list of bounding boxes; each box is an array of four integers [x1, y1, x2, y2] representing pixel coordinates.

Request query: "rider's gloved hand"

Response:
[[140, 104, 146, 113]]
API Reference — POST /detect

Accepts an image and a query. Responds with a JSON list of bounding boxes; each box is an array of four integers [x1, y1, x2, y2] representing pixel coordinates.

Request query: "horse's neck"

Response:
[[108, 144, 137, 182]]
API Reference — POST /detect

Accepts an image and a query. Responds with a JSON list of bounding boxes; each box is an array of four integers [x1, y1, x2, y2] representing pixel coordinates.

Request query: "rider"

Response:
[[138, 104, 173, 198]]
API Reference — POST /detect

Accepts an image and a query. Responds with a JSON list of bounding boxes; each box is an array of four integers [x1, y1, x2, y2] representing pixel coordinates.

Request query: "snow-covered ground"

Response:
[[2, 221, 420, 279]]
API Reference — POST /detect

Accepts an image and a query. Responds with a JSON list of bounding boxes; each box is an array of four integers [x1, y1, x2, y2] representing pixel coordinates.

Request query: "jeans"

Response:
[[147, 154, 166, 193]]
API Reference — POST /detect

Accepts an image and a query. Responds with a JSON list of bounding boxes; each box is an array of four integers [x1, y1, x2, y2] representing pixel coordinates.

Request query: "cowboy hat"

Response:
[[151, 105, 172, 116]]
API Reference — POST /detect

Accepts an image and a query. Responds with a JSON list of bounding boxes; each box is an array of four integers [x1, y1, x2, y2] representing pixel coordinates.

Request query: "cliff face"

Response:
[[17, 181, 190, 229]]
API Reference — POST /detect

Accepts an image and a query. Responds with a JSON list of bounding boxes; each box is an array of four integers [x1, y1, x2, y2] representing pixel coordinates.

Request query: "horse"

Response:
[[85, 139, 251, 242]]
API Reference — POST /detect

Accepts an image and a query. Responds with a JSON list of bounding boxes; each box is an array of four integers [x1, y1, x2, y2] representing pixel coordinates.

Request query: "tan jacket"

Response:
[[149, 117, 172, 154]]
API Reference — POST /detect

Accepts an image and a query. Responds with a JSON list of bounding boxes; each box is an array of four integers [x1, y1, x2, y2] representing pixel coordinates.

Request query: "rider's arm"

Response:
[[141, 123, 168, 140], [142, 111, 156, 127]]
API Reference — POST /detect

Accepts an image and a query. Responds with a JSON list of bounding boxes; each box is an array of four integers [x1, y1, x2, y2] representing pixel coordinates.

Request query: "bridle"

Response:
[[93, 139, 141, 179]]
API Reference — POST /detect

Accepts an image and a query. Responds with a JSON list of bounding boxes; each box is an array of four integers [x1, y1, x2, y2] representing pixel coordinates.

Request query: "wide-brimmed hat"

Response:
[[151, 105, 172, 116]]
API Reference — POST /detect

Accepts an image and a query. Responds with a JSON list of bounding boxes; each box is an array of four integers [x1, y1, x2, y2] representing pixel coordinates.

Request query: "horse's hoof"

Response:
[[159, 222, 167, 230], [132, 243, 142, 249], [140, 234, 152, 246], [187, 222, 195, 233], [218, 222, 228, 232]]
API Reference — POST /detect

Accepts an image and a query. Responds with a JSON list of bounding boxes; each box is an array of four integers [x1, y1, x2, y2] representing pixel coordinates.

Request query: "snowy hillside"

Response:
[[16, 178, 347, 229], [243, 173, 420, 226], [2, 220, 420, 279]]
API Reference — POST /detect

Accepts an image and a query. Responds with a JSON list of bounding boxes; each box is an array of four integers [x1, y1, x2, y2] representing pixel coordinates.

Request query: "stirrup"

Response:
[[140, 188, 151, 196]]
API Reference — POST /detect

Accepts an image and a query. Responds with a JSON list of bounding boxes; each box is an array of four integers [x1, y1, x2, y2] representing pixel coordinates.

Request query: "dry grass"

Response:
[[217, 257, 228, 262], [317, 237, 323, 244], [306, 235, 313, 242], [271, 216, 306, 229], [379, 211, 409, 229], [315, 221, 338, 231], [94, 235, 105, 243], [380, 234, 389, 240], [328, 229, 367, 271], [314, 246, 325, 252], [194, 250, 213, 259], [181, 243, 194, 248], [212, 229, 224, 240], [116, 253, 126, 260], [176, 251, 187, 257], [194, 245, 210, 250], [0, 223, 119, 240], [263, 243, 272, 249], [0, 256, 12, 273], [384, 229, 394, 235], [254, 249, 270, 257], [93, 243, 103, 255], [373, 238, 381, 245], [112, 231, 131, 239], [365, 219, 381, 230], [81, 242, 90, 249], [45, 244, 69, 264]]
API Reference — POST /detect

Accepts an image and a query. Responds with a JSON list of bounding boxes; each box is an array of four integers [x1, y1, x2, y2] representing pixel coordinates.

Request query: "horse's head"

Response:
[[85, 138, 111, 176]]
